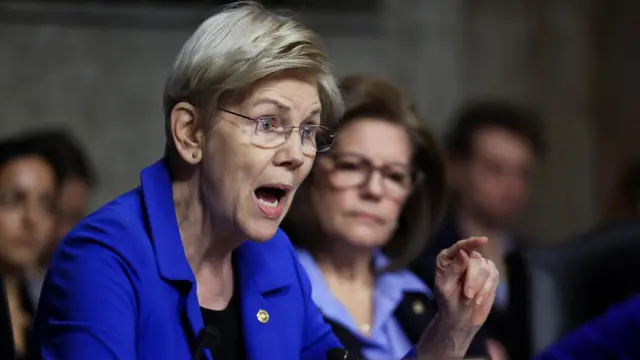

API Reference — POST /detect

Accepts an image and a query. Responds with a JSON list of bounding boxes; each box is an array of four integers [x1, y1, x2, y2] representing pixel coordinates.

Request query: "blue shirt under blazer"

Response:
[[35, 159, 351, 360]]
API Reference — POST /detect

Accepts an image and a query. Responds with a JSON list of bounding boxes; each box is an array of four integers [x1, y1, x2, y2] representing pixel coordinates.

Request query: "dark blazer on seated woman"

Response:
[[34, 160, 340, 360], [535, 293, 640, 360]]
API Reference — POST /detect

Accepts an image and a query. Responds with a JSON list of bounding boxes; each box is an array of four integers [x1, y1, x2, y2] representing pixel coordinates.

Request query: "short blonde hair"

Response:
[[163, 1, 343, 139]]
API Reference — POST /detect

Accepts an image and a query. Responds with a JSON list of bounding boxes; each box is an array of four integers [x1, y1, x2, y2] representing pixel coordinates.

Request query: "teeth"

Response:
[[258, 198, 279, 208]]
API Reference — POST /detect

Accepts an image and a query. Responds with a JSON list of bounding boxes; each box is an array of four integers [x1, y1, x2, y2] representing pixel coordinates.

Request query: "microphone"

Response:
[[193, 326, 220, 360], [326, 347, 359, 360]]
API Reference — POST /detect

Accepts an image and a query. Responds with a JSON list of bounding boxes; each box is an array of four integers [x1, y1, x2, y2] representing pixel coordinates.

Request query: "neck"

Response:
[[3, 272, 21, 302], [172, 176, 242, 276], [314, 240, 374, 284]]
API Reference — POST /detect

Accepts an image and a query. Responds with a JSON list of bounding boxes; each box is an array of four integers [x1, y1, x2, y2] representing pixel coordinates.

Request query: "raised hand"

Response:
[[434, 236, 499, 327], [414, 237, 500, 359]]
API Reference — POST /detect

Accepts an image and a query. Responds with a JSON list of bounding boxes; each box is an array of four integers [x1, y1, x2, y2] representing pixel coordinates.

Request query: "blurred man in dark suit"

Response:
[[411, 100, 545, 360]]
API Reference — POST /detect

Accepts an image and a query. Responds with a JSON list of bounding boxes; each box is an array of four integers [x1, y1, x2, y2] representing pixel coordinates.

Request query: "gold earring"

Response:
[[191, 152, 199, 159]]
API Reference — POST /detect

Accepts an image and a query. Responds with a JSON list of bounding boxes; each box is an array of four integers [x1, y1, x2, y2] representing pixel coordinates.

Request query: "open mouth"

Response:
[[253, 184, 291, 218]]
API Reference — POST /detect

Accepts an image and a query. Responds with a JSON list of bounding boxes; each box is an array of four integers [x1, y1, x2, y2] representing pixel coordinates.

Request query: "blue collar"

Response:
[[139, 158, 291, 294], [296, 248, 432, 335]]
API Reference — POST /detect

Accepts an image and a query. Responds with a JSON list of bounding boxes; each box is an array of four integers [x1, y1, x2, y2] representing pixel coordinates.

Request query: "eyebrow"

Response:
[[335, 151, 411, 168], [252, 98, 322, 122]]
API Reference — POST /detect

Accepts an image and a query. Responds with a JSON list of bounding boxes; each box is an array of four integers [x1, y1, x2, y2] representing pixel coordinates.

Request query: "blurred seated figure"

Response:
[[534, 293, 640, 360], [525, 159, 640, 354], [23, 129, 95, 306], [410, 100, 545, 360], [282, 75, 488, 359], [0, 134, 58, 359]]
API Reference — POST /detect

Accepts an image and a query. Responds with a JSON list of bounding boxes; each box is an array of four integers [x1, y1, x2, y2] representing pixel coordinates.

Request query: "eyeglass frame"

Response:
[[319, 151, 424, 200], [217, 107, 336, 155]]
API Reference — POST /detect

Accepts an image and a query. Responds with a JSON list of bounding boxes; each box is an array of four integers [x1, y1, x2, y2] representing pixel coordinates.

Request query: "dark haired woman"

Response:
[[282, 74, 491, 359]]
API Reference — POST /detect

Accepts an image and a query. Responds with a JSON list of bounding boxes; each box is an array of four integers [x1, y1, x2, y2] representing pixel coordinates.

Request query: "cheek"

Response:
[[311, 186, 348, 229], [0, 210, 21, 238], [206, 134, 267, 199], [385, 199, 405, 221], [36, 213, 54, 241], [469, 173, 495, 198], [296, 158, 315, 184]]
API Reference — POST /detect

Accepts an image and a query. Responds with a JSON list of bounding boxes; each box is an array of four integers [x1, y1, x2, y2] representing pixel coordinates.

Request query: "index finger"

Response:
[[441, 237, 488, 259]]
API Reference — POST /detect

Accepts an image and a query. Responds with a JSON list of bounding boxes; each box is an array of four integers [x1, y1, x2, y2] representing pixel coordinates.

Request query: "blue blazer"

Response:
[[34, 159, 342, 360], [535, 293, 640, 360]]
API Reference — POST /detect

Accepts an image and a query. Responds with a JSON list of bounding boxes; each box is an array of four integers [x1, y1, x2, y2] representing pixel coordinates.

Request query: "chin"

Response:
[[343, 229, 388, 249], [242, 219, 281, 243], [6, 257, 31, 271]]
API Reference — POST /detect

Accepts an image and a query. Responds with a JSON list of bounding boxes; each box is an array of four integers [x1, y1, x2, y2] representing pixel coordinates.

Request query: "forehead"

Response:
[[335, 118, 412, 163], [0, 156, 55, 189], [472, 126, 535, 165], [245, 72, 320, 112]]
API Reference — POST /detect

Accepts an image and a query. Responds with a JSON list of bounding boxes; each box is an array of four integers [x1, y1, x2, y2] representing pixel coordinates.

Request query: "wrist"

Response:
[[436, 312, 482, 336], [416, 313, 481, 360]]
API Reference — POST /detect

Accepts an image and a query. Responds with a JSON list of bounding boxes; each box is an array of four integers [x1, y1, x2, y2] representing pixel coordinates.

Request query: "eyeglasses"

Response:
[[323, 152, 422, 200], [218, 108, 335, 155]]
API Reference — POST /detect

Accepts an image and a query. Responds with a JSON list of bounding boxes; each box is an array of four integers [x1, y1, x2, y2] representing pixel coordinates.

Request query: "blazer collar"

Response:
[[235, 235, 291, 294], [139, 158, 290, 294], [140, 159, 194, 283]]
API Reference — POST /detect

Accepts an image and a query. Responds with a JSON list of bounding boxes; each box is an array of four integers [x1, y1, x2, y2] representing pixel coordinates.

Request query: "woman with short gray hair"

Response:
[[34, 2, 498, 359]]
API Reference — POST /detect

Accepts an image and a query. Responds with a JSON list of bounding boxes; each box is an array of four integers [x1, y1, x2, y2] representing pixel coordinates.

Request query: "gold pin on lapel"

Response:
[[256, 309, 269, 323], [412, 300, 425, 315]]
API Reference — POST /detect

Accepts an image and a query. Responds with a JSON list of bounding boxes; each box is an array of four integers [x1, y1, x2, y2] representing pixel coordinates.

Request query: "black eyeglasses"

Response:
[[218, 108, 335, 155]]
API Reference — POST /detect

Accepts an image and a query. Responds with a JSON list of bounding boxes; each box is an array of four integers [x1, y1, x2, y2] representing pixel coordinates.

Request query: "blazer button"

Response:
[[412, 300, 425, 315], [256, 309, 269, 323]]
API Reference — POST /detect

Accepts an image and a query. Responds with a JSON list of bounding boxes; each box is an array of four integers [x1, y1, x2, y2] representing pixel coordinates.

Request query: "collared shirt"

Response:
[[297, 248, 432, 360], [25, 268, 44, 310]]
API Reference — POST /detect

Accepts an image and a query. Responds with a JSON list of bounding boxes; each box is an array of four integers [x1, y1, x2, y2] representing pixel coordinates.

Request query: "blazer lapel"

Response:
[[235, 239, 292, 360], [140, 159, 211, 360]]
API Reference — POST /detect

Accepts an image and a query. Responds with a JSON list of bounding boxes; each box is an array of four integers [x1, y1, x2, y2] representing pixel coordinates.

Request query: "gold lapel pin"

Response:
[[412, 300, 425, 315], [256, 309, 269, 323]]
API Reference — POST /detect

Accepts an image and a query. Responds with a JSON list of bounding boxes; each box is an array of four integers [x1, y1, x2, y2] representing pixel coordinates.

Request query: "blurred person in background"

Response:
[[24, 130, 95, 306], [282, 74, 492, 359], [530, 160, 640, 360], [411, 100, 545, 360], [0, 135, 57, 359], [534, 292, 640, 360]]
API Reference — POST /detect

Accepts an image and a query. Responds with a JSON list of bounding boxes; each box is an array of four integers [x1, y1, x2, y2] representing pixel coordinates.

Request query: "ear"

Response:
[[169, 102, 205, 164]]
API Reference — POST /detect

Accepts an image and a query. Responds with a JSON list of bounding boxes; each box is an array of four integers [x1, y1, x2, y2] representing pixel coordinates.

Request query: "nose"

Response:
[[361, 170, 384, 199], [273, 131, 305, 171], [22, 202, 40, 231]]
